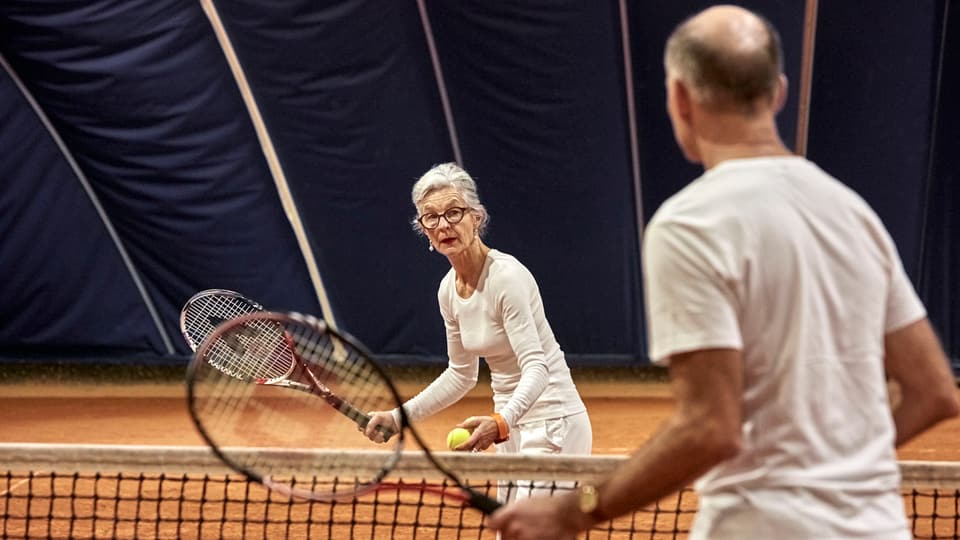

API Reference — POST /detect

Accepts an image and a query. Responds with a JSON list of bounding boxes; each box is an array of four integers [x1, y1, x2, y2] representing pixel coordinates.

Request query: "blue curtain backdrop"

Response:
[[920, 0, 959, 367], [0, 1, 956, 369]]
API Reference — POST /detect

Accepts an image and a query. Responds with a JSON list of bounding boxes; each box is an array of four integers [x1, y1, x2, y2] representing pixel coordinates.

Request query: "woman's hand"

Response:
[[457, 415, 503, 451], [363, 410, 399, 443]]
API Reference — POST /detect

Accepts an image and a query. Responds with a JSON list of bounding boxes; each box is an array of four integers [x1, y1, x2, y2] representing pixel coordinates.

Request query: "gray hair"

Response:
[[410, 162, 489, 236], [664, 10, 783, 114]]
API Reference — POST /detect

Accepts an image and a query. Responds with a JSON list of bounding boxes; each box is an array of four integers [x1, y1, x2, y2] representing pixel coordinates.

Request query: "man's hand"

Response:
[[485, 493, 587, 540]]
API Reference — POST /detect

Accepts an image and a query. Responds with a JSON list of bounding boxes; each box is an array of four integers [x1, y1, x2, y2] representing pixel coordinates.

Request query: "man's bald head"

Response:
[[664, 5, 783, 114]]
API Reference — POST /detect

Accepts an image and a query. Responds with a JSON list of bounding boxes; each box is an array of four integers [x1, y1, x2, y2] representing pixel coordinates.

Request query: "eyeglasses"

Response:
[[417, 207, 470, 229]]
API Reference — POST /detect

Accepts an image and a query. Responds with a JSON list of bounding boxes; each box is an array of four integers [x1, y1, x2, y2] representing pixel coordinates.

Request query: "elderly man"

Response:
[[487, 5, 959, 539]]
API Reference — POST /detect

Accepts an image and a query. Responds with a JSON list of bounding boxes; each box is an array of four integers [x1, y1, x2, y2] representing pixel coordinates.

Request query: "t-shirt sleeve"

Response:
[[883, 239, 926, 333], [643, 218, 743, 365]]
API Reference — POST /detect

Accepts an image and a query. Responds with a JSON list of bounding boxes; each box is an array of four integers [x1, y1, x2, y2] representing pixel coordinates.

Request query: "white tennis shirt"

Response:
[[400, 249, 585, 429], [644, 156, 924, 539]]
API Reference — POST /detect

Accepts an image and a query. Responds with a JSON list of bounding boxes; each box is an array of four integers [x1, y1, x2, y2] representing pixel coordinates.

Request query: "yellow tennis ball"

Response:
[[446, 427, 471, 450]]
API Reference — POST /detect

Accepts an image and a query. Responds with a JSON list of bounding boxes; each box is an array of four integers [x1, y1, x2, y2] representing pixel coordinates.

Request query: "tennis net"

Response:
[[1, 443, 959, 539]]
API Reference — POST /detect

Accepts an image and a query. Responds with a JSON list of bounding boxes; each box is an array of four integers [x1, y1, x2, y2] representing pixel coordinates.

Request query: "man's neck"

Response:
[[695, 115, 793, 170], [700, 140, 794, 170]]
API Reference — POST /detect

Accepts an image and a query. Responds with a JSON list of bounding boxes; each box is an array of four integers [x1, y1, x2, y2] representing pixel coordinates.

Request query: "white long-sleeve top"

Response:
[[399, 249, 585, 429]]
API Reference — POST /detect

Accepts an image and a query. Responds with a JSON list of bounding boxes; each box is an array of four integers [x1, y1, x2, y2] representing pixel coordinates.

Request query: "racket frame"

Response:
[[186, 311, 500, 514], [179, 288, 265, 351]]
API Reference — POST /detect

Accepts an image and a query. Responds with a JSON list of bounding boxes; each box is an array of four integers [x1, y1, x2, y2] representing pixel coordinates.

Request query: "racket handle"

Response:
[[299, 369, 397, 440], [465, 489, 502, 514], [270, 372, 398, 440]]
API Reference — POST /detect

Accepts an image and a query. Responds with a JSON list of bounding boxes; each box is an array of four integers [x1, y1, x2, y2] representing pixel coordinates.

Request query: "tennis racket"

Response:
[[181, 289, 384, 434], [179, 288, 264, 352], [180, 289, 323, 394], [186, 311, 501, 514]]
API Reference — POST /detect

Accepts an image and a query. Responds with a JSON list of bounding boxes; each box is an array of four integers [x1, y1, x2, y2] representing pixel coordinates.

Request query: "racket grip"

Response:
[[314, 390, 394, 440], [465, 489, 502, 514]]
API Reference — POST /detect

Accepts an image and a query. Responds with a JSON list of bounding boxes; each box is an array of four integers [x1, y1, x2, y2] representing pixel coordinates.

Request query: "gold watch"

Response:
[[577, 484, 601, 519]]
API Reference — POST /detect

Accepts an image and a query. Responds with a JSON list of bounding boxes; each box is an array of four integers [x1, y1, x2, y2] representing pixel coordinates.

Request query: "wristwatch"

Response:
[[577, 484, 603, 520]]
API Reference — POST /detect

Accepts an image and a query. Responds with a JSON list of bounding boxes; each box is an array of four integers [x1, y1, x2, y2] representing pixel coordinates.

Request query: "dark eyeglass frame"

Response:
[[417, 207, 471, 229]]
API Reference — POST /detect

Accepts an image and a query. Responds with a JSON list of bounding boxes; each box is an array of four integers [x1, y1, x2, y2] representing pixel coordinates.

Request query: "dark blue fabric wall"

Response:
[[628, 0, 804, 216], [424, 1, 643, 363], [808, 0, 957, 369], [0, 1, 327, 360], [0, 1, 956, 368], [212, 1, 454, 358], [0, 66, 167, 358], [807, 1, 942, 277], [919, 0, 959, 367]]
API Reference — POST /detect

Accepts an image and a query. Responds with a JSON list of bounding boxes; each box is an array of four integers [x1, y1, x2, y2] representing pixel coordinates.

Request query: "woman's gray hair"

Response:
[[410, 162, 489, 237]]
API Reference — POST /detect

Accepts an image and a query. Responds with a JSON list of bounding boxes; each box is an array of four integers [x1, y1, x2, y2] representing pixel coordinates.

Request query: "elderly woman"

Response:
[[364, 162, 591, 499]]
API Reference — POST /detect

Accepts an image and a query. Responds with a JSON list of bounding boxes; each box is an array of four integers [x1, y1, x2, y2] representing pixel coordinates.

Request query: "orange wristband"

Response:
[[491, 413, 510, 443]]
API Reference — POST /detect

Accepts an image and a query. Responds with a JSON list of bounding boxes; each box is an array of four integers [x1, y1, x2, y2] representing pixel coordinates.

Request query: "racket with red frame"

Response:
[[186, 311, 501, 513], [181, 289, 389, 438]]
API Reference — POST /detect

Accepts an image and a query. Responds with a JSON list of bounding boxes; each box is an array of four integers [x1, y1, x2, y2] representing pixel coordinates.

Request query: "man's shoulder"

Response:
[[647, 173, 723, 228], [650, 156, 858, 225]]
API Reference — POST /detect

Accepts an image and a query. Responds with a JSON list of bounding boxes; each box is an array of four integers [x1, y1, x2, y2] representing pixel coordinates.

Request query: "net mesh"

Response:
[[2, 443, 959, 539]]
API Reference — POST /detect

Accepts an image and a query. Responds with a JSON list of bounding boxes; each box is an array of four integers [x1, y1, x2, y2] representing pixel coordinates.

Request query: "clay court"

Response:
[[4, 378, 959, 459], [2, 371, 960, 539]]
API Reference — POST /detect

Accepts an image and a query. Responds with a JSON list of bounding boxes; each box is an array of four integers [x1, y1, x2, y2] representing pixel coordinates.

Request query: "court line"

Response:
[[0, 478, 30, 497]]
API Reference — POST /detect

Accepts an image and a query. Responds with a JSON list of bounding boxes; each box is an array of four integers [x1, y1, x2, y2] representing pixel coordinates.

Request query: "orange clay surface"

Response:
[[1, 379, 957, 459], [2, 379, 959, 540]]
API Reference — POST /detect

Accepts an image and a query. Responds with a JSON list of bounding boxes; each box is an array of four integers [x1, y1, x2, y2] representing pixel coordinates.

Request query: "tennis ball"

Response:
[[446, 427, 471, 450]]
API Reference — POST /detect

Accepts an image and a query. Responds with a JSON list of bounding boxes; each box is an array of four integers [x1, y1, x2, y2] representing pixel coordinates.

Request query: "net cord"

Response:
[[4, 443, 955, 488]]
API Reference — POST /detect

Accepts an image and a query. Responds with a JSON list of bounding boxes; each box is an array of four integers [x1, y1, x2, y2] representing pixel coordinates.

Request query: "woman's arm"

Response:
[[493, 268, 551, 428], [398, 291, 482, 421]]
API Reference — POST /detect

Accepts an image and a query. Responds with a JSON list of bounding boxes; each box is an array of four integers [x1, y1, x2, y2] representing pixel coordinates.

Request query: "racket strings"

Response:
[[287, 324, 385, 404], [205, 319, 294, 382], [182, 292, 262, 350], [190, 313, 403, 501]]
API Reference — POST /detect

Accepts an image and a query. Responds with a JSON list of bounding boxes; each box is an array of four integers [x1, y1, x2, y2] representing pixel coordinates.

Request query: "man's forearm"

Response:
[[893, 388, 960, 447], [590, 413, 740, 523]]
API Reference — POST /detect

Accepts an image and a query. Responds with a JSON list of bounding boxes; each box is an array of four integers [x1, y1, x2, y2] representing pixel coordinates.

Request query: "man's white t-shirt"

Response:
[[643, 156, 926, 539]]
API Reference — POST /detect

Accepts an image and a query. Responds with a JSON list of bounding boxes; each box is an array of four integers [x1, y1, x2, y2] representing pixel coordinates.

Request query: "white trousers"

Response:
[[494, 410, 592, 503]]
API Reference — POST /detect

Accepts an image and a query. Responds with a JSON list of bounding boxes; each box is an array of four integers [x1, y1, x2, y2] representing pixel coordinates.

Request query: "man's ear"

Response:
[[773, 74, 788, 113], [671, 77, 694, 120]]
